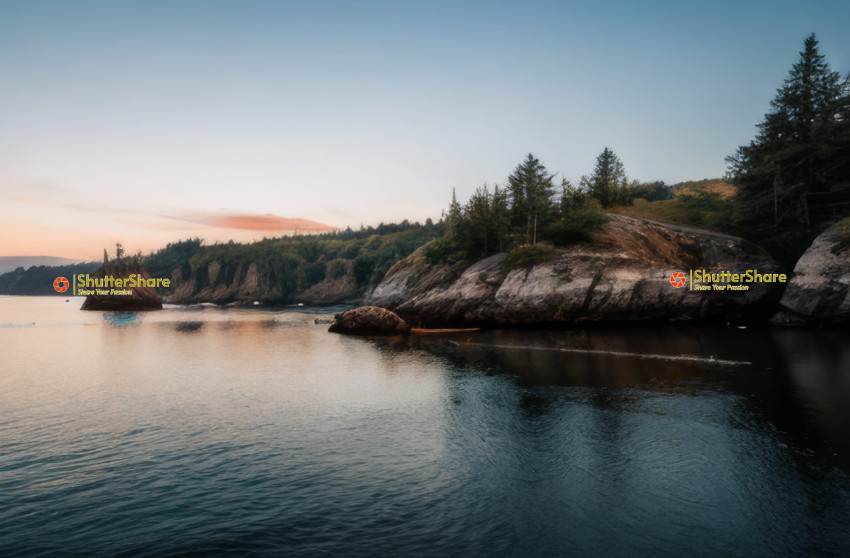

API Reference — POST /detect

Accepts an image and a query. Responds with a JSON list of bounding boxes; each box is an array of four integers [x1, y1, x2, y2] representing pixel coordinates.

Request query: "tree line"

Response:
[[141, 220, 444, 303], [436, 33, 849, 267], [428, 148, 673, 264], [0, 262, 101, 295], [726, 33, 850, 263]]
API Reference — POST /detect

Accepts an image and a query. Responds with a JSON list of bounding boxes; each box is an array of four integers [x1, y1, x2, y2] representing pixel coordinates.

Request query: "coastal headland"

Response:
[[365, 214, 784, 328]]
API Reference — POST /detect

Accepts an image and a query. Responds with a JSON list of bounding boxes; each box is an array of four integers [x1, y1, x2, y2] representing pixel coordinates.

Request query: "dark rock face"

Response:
[[164, 259, 363, 306], [297, 274, 359, 305], [328, 306, 411, 335], [164, 261, 262, 305], [772, 218, 850, 327], [80, 261, 163, 311], [366, 214, 780, 327]]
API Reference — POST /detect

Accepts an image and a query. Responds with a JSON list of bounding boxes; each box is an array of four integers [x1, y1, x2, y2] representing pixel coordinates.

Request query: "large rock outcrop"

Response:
[[328, 306, 411, 335], [80, 260, 163, 311], [366, 214, 780, 327], [772, 218, 850, 327]]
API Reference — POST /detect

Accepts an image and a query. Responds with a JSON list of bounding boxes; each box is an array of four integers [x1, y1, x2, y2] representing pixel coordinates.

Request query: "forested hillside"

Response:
[[0, 262, 100, 295], [143, 221, 443, 304]]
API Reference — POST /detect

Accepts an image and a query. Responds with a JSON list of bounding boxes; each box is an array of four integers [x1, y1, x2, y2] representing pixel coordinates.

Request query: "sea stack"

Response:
[[80, 258, 163, 311]]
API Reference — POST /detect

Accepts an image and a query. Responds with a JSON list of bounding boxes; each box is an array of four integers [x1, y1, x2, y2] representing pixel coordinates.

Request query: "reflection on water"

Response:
[[771, 329, 850, 463], [175, 320, 204, 332], [102, 312, 140, 327], [0, 297, 848, 556], [407, 326, 850, 465]]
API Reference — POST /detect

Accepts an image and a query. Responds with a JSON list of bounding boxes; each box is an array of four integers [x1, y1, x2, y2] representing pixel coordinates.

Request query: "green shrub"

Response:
[[504, 243, 558, 269], [423, 238, 468, 266], [545, 206, 608, 245]]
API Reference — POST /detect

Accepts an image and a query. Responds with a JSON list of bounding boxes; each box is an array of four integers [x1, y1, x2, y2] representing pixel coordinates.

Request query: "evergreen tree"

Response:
[[490, 184, 510, 253], [559, 179, 583, 213], [582, 147, 627, 208], [465, 185, 491, 258], [507, 153, 557, 244], [545, 177, 607, 245], [461, 184, 511, 258], [726, 33, 850, 259], [446, 187, 463, 239]]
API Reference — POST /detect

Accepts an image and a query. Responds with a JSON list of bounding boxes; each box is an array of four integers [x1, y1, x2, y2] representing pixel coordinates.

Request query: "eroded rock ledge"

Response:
[[365, 214, 781, 327]]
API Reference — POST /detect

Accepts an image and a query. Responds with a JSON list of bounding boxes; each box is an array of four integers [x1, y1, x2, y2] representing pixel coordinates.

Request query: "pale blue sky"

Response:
[[1, 0, 848, 257]]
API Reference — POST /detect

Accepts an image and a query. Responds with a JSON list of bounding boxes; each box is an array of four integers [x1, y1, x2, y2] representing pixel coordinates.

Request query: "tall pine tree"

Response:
[[463, 184, 509, 258], [582, 148, 627, 208], [507, 153, 557, 245], [726, 33, 850, 261], [446, 187, 463, 239]]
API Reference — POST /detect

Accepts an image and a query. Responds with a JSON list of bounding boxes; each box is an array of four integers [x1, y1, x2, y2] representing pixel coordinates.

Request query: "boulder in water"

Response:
[[328, 306, 410, 335]]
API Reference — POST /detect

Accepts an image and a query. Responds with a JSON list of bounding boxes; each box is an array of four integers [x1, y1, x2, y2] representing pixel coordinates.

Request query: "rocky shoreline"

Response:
[[771, 218, 850, 327], [87, 215, 848, 330], [364, 214, 786, 328]]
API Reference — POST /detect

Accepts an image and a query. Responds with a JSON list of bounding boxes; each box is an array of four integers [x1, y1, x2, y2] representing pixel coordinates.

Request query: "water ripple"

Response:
[[1, 301, 849, 556]]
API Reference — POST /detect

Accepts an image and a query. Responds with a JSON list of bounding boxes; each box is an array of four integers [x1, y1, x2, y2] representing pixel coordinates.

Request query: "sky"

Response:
[[1, 0, 849, 260]]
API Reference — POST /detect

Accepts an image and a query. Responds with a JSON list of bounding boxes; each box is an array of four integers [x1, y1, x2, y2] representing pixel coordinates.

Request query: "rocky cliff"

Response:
[[163, 260, 362, 306], [772, 218, 850, 327], [165, 261, 269, 305], [366, 214, 781, 327]]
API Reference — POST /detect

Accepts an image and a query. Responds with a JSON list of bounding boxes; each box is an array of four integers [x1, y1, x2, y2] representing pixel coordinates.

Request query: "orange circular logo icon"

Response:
[[53, 276, 70, 293], [670, 272, 687, 288]]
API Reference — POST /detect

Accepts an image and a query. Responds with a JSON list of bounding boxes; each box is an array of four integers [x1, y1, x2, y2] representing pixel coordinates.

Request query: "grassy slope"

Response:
[[610, 179, 737, 232]]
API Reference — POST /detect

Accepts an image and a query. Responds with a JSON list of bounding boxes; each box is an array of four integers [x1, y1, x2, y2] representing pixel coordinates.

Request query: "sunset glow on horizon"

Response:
[[2, 1, 848, 259], [0, 185, 334, 260]]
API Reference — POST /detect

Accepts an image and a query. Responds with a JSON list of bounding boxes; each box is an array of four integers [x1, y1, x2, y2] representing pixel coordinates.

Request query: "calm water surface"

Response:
[[1, 296, 849, 556]]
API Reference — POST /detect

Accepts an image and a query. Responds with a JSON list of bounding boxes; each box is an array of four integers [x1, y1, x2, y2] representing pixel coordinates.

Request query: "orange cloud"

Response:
[[0, 191, 338, 259], [155, 209, 334, 233], [209, 214, 334, 232]]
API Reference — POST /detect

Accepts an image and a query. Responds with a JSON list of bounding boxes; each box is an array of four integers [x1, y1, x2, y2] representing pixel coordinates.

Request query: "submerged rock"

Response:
[[328, 306, 411, 335], [772, 218, 850, 327], [366, 214, 780, 327]]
